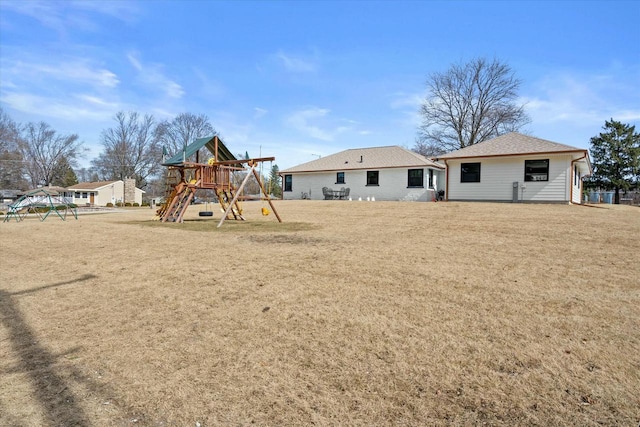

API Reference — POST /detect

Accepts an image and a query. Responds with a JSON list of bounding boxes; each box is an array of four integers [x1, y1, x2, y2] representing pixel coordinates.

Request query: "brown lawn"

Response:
[[1, 201, 639, 426]]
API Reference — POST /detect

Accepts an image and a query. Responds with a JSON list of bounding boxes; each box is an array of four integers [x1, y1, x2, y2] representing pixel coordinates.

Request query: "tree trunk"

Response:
[[615, 187, 620, 204]]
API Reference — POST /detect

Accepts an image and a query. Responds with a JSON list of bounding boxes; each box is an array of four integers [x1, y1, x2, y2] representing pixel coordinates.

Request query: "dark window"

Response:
[[524, 159, 549, 182], [461, 163, 481, 183], [574, 165, 578, 185], [366, 170, 379, 186], [284, 174, 292, 192], [428, 169, 434, 188], [336, 172, 345, 184], [408, 169, 423, 187]]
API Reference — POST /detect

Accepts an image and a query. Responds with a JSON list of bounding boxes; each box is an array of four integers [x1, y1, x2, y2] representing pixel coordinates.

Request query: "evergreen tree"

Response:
[[267, 164, 282, 197], [589, 119, 640, 204]]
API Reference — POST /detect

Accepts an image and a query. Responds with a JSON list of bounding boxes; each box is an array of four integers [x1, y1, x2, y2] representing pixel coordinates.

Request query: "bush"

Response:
[[133, 202, 140, 207], [115, 202, 124, 207], [125, 202, 132, 207], [106, 202, 114, 207]]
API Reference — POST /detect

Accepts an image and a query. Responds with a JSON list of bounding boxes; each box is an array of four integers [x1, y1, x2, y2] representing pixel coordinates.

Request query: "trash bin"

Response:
[[589, 192, 600, 203], [602, 192, 614, 204]]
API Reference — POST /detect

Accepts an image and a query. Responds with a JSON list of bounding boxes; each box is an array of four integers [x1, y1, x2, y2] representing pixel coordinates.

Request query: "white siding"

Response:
[[446, 154, 573, 202], [282, 168, 440, 201]]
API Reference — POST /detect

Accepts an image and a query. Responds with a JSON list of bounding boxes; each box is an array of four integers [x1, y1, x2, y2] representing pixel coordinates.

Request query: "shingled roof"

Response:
[[437, 132, 587, 159], [281, 146, 444, 173], [67, 181, 119, 190]]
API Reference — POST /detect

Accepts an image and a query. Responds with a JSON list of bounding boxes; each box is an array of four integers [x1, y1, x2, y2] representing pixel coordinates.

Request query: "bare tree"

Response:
[[92, 111, 161, 189], [0, 108, 28, 189], [19, 121, 83, 188], [417, 57, 530, 153], [156, 112, 217, 161], [411, 138, 446, 158]]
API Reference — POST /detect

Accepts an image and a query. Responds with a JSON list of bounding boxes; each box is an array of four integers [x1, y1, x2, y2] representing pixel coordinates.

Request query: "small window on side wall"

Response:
[[461, 163, 481, 183], [525, 159, 549, 182], [408, 169, 423, 187], [284, 174, 292, 192], [336, 172, 345, 184], [366, 170, 379, 186]]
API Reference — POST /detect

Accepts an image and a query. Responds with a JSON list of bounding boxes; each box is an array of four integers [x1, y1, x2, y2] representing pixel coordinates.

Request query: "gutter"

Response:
[[570, 152, 589, 204], [444, 159, 449, 201]]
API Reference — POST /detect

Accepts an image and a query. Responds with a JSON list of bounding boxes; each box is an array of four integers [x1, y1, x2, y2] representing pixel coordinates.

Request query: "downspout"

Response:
[[571, 153, 588, 204], [444, 159, 449, 201]]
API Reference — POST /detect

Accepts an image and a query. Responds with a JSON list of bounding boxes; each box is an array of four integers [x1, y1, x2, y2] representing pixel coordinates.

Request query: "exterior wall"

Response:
[[282, 167, 442, 201], [446, 154, 573, 202], [134, 188, 144, 205], [71, 181, 124, 206], [570, 161, 590, 204]]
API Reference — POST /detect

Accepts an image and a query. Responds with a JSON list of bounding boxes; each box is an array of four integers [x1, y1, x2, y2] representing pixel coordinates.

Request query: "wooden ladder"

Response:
[[161, 182, 196, 223], [215, 188, 244, 221]]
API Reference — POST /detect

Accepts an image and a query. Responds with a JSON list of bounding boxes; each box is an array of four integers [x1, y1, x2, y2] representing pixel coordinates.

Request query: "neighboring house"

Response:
[[436, 132, 592, 204], [67, 179, 144, 206], [280, 146, 445, 201]]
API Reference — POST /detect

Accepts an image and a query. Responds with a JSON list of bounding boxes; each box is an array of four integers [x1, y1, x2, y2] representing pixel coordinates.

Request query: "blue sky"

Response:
[[1, 0, 639, 170]]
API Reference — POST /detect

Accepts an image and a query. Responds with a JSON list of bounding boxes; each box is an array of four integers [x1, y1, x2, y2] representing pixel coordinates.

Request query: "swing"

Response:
[[260, 161, 273, 216]]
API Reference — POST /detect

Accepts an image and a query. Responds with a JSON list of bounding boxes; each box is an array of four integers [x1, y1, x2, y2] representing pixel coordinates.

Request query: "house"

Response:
[[436, 132, 592, 204], [67, 179, 144, 206], [280, 146, 445, 201]]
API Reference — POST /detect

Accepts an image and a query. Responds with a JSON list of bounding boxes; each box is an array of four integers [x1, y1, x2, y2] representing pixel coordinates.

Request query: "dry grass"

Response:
[[1, 201, 639, 426]]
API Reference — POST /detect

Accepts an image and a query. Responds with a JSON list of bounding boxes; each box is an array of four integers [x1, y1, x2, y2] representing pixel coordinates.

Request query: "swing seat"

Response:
[[261, 207, 270, 216]]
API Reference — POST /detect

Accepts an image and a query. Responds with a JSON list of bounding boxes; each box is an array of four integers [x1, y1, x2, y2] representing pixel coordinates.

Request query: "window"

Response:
[[428, 169, 434, 188], [524, 159, 549, 182], [336, 172, 345, 184], [82, 192, 88, 198], [408, 169, 423, 187], [284, 174, 292, 192], [366, 170, 379, 186], [461, 163, 481, 183]]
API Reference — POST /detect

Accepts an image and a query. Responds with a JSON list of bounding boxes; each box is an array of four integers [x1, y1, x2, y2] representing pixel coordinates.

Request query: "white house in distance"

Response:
[[67, 179, 144, 206], [436, 132, 592, 204], [280, 146, 445, 201]]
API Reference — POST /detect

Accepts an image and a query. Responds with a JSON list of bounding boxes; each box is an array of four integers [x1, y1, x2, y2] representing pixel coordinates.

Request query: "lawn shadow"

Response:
[[0, 274, 131, 425]]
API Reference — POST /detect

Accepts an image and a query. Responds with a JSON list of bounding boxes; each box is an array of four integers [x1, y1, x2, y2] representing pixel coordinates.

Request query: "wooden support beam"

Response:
[[217, 164, 255, 228], [251, 166, 282, 223]]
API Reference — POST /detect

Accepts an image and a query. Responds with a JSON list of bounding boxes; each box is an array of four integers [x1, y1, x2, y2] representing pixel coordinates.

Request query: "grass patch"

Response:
[[129, 219, 318, 233]]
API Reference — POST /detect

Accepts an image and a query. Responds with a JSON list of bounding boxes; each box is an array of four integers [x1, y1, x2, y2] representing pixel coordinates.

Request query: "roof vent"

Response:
[[359, 155, 363, 163]]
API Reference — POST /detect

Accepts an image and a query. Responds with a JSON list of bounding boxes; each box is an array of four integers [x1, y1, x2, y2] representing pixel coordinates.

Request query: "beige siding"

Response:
[[447, 154, 573, 202], [282, 168, 440, 201]]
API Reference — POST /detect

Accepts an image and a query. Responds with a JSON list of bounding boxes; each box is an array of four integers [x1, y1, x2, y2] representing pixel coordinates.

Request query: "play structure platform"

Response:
[[156, 136, 281, 226]]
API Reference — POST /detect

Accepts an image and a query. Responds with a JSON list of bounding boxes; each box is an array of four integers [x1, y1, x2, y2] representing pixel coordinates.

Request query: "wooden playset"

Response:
[[155, 136, 281, 226]]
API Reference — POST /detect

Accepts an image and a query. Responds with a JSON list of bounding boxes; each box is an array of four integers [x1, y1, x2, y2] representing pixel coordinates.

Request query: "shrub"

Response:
[[106, 202, 114, 207], [125, 202, 132, 207], [133, 202, 140, 207], [115, 202, 124, 207]]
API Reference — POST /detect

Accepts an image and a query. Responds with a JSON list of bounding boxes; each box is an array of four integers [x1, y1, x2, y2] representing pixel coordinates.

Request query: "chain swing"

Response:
[[261, 160, 273, 216]]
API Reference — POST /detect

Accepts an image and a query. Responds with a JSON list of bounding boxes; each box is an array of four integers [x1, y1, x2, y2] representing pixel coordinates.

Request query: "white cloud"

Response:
[[275, 51, 317, 73], [286, 108, 334, 141], [523, 71, 640, 127], [127, 52, 184, 99], [2, 57, 119, 88], [389, 91, 424, 110], [1, 0, 139, 35], [254, 107, 268, 119], [1, 91, 117, 121]]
